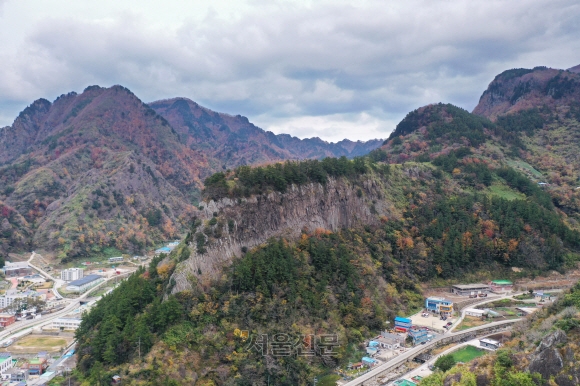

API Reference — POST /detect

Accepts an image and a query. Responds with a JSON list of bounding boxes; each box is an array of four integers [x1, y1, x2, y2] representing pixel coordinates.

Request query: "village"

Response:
[[0, 241, 179, 385], [338, 279, 561, 386]]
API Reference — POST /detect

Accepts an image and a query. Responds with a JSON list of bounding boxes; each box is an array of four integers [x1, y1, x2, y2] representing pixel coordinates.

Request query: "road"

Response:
[[448, 292, 517, 333], [342, 318, 520, 386], [28, 252, 64, 299]]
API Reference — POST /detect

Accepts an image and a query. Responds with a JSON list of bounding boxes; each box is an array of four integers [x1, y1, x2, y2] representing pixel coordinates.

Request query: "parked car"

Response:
[[446, 322, 453, 326]]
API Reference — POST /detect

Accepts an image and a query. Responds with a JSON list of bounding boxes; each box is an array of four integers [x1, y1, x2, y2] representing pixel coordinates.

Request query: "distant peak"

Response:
[[568, 64, 580, 74]]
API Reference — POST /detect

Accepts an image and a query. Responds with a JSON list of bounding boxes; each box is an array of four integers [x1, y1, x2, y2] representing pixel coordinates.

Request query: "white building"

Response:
[[0, 290, 44, 309], [0, 353, 13, 375], [480, 338, 501, 350], [61, 268, 84, 282], [51, 317, 82, 330], [66, 274, 104, 293], [464, 308, 487, 317]]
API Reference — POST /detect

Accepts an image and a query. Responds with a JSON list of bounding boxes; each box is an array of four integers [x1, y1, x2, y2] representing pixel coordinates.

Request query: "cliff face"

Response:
[[473, 66, 580, 120], [170, 174, 398, 293]]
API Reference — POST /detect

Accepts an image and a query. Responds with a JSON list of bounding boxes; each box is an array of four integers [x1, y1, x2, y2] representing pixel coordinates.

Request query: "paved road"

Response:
[[342, 318, 520, 386], [28, 252, 64, 299]]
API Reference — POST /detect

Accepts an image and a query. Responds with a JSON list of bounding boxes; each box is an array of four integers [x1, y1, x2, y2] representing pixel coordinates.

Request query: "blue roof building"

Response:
[[361, 357, 378, 366], [408, 328, 430, 345], [394, 316, 412, 332], [425, 297, 454, 316]]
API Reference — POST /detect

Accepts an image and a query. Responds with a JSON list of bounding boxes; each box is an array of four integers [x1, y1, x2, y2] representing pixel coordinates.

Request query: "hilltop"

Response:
[[0, 87, 381, 260]]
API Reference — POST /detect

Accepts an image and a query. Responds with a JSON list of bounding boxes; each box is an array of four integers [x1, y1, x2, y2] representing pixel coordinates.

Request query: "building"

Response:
[[112, 375, 122, 384], [408, 328, 430, 345], [0, 353, 13, 374], [489, 280, 513, 292], [2, 262, 32, 278], [27, 357, 48, 375], [464, 308, 487, 318], [378, 331, 402, 349], [0, 314, 15, 327], [61, 268, 84, 282], [5, 368, 27, 383], [361, 357, 378, 367], [350, 362, 364, 370], [480, 338, 501, 350], [19, 274, 46, 285], [108, 257, 124, 263], [154, 246, 172, 256], [394, 316, 412, 332], [451, 284, 490, 296], [65, 274, 104, 293], [425, 297, 454, 316], [0, 290, 44, 309], [51, 317, 82, 330]]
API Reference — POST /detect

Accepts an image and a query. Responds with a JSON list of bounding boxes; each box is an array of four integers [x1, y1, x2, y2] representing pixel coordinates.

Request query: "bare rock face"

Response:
[[169, 176, 393, 293], [528, 329, 567, 379]]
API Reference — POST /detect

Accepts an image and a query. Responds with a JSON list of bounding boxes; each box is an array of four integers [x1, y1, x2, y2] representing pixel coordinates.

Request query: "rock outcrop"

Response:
[[169, 175, 395, 293], [528, 329, 567, 380]]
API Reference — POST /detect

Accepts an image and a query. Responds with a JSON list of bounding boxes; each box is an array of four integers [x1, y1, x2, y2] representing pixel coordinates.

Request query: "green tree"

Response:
[[434, 354, 456, 372]]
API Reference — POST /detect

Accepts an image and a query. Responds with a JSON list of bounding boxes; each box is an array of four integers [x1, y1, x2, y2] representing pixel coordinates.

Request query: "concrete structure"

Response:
[[66, 274, 104, 293], [425, 297, 454, 316], [489, 280, 513, 292], [5, 368, 27, 383], [61, 268, 84, 282], [480, 338, 501, 350], [378, 331, 402, 349], [0, 290, 43, 309], [27, 357, 48, 375], [394, 316, 412, 332], [464, 308, 487, 318], [0, 353, 13, 374], [108, 257, 124, 263], [0, 314, 15, 327], [51, 317, 82, 330], [451, 284, 490, 296], [2, 262, 32, 277]]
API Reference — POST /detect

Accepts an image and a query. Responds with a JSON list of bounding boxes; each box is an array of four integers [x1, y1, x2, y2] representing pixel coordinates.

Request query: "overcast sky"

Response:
[[0, 0, 579, 141]]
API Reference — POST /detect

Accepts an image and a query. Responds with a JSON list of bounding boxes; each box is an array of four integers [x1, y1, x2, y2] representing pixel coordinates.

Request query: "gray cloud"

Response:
[[0, 0, 579, 140]]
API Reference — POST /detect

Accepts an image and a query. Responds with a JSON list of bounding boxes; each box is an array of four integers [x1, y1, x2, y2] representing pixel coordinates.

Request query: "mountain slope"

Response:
[[0, 87, 382, 260], [149, 97, 382, 174]]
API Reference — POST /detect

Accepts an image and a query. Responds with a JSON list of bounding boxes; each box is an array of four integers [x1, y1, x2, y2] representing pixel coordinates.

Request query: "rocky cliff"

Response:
[[170, 173, 401, 293]]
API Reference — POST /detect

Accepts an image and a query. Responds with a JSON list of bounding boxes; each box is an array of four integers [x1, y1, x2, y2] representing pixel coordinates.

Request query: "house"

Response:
[[26, 357, 48, 375], [480, 338, 501, 350], [464, 308, 487, 318], [366, 347, 378, 356], [394, 379, 417, 386], [66, 274, 104, 293], [378, 331, 402, 349], [0, 353, 13, 374], [489, 280, 513, 292], [0, 314, 15, 327], [4, 368, 27, 383], [425, 297, 454, 316], [451, 284, 490, 296], [350, 362, 364, 370], [61, 268, 84, 282], [154, 246, 172, 256], [112, 375, 122, 384], [394, 316, 412, 332], [2, 262, 32, 278], [361, 357, 378, 367]]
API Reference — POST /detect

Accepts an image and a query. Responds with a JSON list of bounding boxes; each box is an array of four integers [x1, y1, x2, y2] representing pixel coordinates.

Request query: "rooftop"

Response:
[[426, 297, 452, 303], [452, 283, 490, 290], [29, 358, 46, 365], [68, 274, 103, 287], [491, 280, 513, 285], [480, 338, 500, 345]]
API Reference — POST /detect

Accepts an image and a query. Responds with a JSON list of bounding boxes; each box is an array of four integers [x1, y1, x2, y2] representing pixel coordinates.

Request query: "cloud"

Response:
[[0, 0, 579, 139]]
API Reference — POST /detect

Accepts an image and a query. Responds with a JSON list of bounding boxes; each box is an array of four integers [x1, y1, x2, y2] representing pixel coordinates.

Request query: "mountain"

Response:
[[0, 87, 382, 260], [149, 97, 382, 173]]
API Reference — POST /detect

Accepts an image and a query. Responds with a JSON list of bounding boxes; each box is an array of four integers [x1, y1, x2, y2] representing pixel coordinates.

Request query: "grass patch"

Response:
[[451, 346, 487, 363], [457, 316, 491, 331], [318, 374, 341, 386], [488, 184, 525, 200]]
